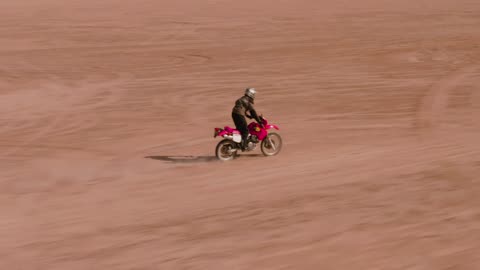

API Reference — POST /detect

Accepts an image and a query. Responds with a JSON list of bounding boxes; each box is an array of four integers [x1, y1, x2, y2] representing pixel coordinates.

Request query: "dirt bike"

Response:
[[213, 114, 282, 161]]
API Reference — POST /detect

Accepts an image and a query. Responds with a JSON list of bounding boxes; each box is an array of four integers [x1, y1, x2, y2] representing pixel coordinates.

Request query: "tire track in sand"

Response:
[[0, 80, 126, 159], [416, 65, 477, 131]]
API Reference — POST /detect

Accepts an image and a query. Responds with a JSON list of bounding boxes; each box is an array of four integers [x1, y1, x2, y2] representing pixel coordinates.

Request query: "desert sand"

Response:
[[1, 0, 480, 269]]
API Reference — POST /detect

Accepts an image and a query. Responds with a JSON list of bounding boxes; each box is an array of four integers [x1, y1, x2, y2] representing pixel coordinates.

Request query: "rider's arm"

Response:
[[248, 104, 262, 124]]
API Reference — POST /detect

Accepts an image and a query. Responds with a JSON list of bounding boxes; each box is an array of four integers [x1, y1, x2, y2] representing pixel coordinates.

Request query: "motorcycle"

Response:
[[213, 114, 282, 161]]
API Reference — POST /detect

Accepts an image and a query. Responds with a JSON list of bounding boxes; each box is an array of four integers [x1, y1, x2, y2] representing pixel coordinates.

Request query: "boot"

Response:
[[240, 140, 247, 152], [240, 137, 248, 151]]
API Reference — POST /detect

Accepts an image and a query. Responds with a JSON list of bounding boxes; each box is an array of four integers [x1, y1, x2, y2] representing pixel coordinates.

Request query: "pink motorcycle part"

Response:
[[267, 124, 279, 130]]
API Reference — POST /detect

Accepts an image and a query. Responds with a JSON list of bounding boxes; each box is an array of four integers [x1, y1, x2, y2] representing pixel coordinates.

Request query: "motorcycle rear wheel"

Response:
[[215, 139, 238, 161]]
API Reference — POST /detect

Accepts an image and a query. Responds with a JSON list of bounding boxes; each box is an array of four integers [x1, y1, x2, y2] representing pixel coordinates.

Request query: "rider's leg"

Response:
[[232, 112, 249, 150]]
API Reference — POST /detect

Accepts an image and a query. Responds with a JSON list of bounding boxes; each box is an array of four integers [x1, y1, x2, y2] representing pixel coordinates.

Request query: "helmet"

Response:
[[245, 87, 256, 99]]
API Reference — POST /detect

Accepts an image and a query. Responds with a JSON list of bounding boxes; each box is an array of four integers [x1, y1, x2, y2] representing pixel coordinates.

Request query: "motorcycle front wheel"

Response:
[[215, 139, 238, 161], [261, 132, 282, 156]]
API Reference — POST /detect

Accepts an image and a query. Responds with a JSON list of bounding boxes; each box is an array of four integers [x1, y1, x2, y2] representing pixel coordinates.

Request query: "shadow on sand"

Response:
[[145, 154, 264, 164], [145, 155, 218, 164]]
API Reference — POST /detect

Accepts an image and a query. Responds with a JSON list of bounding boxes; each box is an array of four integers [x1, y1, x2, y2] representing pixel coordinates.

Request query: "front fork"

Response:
[[265, 134, 276, 151]]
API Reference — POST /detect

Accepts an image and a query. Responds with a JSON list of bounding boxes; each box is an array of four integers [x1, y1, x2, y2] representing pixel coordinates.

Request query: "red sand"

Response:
[[1, 0, 480, 269]]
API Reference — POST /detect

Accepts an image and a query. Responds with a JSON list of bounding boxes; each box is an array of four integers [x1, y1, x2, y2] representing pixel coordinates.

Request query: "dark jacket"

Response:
[[232, 95, 261, 122]]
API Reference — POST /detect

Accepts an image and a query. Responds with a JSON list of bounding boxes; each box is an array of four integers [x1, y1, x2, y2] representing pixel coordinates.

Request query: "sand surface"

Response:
[[1, 0, 480, 269]]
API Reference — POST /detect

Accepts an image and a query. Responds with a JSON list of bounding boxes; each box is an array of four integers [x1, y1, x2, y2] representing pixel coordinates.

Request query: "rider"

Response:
[[232, 87, 263, 151]]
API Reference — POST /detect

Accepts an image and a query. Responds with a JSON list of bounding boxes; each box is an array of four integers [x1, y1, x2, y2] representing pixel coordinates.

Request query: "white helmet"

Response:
[[245, 87, 256, 99]]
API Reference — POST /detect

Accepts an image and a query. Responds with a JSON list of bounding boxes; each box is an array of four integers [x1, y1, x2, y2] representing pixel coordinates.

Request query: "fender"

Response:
[[218, 130, 229, 137], [267, 124, 279, 130]]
